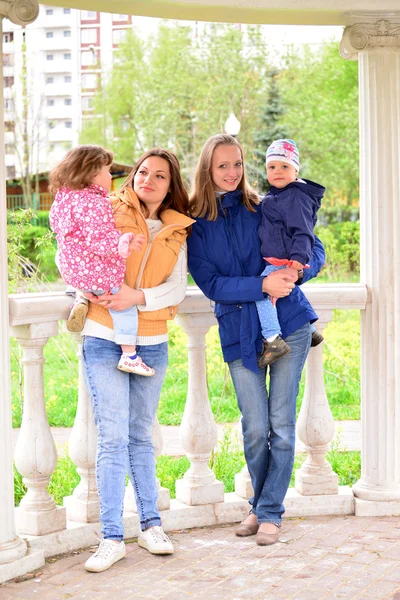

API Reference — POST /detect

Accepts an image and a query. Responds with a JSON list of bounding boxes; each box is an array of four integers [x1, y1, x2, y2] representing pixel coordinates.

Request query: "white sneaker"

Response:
[[138, 526, 174, 555], [117, 355, 155, 376], [84, 539, 126, 572]]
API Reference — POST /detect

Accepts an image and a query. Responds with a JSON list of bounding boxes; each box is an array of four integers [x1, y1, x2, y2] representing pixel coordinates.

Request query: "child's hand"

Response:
[[129, 234, 146, 253], [290, 260, 304, 270]]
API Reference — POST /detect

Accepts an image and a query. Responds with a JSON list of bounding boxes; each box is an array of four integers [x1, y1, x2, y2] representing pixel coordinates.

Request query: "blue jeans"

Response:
[[84, 287, 138, 346], [82, 336, 168, 539], [255, 264, 285, 339], [228, 323, 311, 524]]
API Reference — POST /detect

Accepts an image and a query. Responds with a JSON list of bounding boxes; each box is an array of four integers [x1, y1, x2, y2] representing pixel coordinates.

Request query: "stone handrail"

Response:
[[5, 283, 367, 560]]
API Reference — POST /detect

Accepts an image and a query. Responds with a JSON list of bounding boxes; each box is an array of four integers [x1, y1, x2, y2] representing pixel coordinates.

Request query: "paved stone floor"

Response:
[[1, 516, 400, 600]]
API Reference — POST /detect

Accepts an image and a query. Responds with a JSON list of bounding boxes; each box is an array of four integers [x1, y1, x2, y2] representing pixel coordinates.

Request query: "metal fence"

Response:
[[6, 193, 53, 228]]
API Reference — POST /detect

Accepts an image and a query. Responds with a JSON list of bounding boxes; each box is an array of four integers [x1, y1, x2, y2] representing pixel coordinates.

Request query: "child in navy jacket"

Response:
[[256, 139, 325, 367]]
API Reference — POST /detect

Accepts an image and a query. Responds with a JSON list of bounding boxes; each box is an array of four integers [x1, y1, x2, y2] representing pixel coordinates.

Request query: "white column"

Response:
[[63, 335, 99, 523], [175, 313, 224, 505], [295, 310, 338, 495], [0, 0, 44, 583], [11, 323, 66, 535], [340, 13, 400, 515], [152, 416, 171, 510]]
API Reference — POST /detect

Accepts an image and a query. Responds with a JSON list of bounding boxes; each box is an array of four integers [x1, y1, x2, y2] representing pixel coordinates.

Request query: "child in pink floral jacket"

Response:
[[49, 145, 154, 376]]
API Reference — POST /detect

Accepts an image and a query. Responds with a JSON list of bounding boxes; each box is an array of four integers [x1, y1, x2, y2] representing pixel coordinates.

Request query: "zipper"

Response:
[[135, 223, 184, 289]]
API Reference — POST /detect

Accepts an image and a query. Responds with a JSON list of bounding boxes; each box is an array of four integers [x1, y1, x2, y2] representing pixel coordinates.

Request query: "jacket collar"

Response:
[[112, 187, 194, 230], [217, 188, 243, 213]]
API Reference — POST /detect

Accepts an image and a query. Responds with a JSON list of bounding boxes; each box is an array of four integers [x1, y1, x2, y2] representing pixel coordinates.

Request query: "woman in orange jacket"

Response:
[[82, 149, 194, 573]]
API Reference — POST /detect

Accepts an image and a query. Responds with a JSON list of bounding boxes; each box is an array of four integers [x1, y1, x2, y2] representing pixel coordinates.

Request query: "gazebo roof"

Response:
[[41, 0, 399, 25]]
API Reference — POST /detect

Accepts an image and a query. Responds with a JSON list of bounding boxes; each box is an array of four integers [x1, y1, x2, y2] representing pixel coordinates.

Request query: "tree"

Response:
[[277, 42, 359, 206], [81, 22, 272, 186], [248, 69, 289, 194]]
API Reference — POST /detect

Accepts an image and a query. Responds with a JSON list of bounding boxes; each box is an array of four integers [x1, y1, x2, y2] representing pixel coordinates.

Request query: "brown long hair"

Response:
[[48, 145, 113, 194], [189, 134, 259, 221], [120, 148, 189, 219]]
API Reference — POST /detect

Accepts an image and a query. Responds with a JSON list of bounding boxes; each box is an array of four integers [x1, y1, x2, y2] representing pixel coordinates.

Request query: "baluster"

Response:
[[175, 313, 224, 505], [295, 310, 338, 495], [63, 334, 99, 522], [11, 322, 67, 535], [124, 416, 170, 512]]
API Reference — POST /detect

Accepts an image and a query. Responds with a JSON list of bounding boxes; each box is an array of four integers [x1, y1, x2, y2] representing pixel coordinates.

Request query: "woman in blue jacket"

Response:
[[188, 134, 325, 546]]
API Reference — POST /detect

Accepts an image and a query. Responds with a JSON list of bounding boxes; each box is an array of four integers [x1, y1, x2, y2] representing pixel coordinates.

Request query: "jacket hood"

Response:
[[270, 178, 325, 201], [111, 187, 195, 232]]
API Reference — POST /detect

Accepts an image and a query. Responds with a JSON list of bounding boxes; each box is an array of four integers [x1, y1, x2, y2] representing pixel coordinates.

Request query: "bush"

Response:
[[316, 220, 359, 280]]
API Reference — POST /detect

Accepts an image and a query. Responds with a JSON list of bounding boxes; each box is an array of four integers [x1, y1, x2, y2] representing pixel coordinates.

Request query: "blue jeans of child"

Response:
[[86, 287, 137, 346], [256, 266, 316, 339], [228, 323, 311, 525], [255, 264, 284, 339], [82, 336, 168, 539]]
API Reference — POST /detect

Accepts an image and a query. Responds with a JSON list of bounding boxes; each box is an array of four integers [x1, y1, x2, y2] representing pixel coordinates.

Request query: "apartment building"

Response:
[[2, 5, 138, 179]]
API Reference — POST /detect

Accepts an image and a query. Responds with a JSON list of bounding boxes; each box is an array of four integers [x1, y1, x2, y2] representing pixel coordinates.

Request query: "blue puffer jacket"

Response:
[[259, 178, 325, 265], [187, 189, 326, 373]]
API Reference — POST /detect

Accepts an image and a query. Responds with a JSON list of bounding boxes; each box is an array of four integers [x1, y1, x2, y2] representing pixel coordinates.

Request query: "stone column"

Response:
[[340, 13, 400, 515], [0, 0, 43, 582], [295, 310, 338, 495], [11, 323, 66, 535], [175, 313, 224, 505], [63, 335, 99, 523]]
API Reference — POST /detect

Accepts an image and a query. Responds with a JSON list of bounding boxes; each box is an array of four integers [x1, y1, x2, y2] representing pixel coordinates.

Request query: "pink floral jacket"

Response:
[[49, 184, 126, 291]]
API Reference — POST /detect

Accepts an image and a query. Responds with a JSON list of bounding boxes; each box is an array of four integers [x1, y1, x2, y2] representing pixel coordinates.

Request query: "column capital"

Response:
[[340, 12, 400, 60], [0, 0, 39, 25]]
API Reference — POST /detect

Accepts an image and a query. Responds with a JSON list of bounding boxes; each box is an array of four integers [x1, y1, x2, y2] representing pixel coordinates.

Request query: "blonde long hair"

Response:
[[189, 134, 259, 221]]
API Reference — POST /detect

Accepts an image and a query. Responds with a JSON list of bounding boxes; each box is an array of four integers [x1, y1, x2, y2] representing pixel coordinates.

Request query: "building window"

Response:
[[4, 76, 14, 87], [113, 14, 128, 21], [82, 11, 96, 19], [81, 50, 96, 66], [65, 120, 72, 128], [5, 99, 14, 112], [46, 9, 53, 15], [48, 120, 55, 129], [81, 28, 97, 43], [6, 166, 16, 179], [3, 32, 14, 43], [112, 29, 127, 44], [47, 98, 55, 106], [46, 76, 55, 84], [5, 144, 14, 154], [5, 122, 15, 133], [63, 8, 71, 14], [82, 97, 94, 111], [64, 98, 72, 106], [64, 30, 71, 37], [81, 73, 97, 88], [64, 75, 72, 83], [46, 54, 54, 61], [46, 31, 53, 38], [64, 53, 71, 60], [3, 54, 14, 66]]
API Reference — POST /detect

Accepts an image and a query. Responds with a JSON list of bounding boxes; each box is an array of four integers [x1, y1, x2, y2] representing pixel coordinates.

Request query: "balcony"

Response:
[[46, 105, 73, 120], [47, 126, 76, 142], [1, 283, 367, 582], [43, 60, 72, 74], [44, 82, 73, 96]]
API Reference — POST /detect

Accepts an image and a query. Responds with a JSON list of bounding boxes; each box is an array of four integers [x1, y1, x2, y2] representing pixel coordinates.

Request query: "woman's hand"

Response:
[[83, 283, 146, 311], [262, 267, 297, 298]]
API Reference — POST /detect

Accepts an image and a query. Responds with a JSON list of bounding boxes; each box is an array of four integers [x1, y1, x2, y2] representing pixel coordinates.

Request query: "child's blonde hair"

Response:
[[48, 145, 113, 193]]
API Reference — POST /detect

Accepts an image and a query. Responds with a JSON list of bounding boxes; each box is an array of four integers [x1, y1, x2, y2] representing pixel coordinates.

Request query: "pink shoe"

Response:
[[117, 354, 155, 376]]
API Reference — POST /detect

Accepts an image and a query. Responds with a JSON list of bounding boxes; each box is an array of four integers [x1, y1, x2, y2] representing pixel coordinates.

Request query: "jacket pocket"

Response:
[[214, 303, 241, 318]]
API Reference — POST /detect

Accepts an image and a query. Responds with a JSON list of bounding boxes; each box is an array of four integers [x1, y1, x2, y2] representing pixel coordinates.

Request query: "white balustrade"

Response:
[[10, 322, 67, 535], [175, 308, 224, 505], [63, 334, 99, 523], [295, 310, 338, 494]]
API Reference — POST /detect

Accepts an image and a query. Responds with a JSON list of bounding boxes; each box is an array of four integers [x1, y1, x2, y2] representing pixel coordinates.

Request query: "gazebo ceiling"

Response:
[[41, 0, 400, 25]]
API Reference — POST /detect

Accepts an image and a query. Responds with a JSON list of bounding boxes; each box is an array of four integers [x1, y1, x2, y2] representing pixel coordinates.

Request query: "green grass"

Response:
[[10, 309, 361, 428], [14, 430, 361, 506]]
